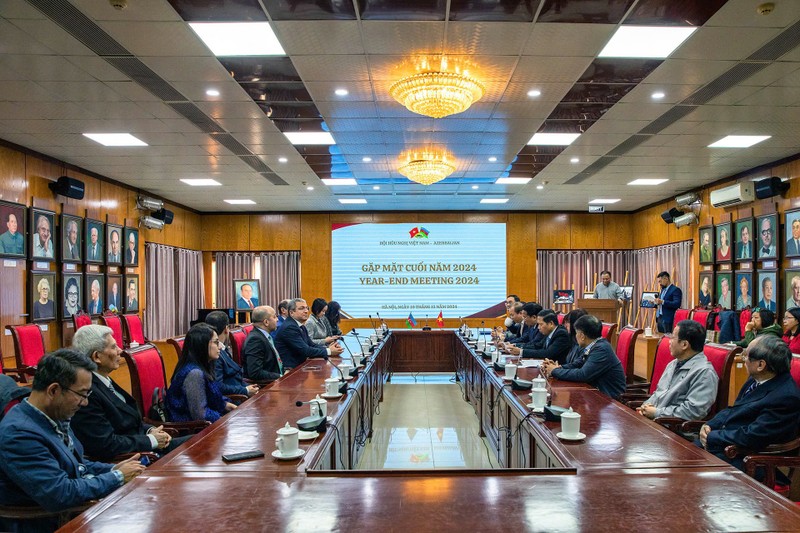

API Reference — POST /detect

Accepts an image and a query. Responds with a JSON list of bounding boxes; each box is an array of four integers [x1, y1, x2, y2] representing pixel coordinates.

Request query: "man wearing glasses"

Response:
[[0, 350, 145, 531], [758, 217, 776, 259]]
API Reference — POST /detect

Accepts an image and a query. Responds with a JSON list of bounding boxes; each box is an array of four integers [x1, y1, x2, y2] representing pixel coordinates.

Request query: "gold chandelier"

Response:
[[398, 148, 456, 186], [389, 57, 485, 119]]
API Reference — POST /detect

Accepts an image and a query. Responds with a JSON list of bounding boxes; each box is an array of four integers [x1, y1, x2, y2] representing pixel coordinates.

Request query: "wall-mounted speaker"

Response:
[[661, 207, 684, 224], [755, 176, 789, 199], [152, 208, 174, 225], [48, 176, 85, 200]]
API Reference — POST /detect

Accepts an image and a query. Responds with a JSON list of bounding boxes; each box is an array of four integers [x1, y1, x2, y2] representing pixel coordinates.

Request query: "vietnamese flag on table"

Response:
[[436, 311, 444, 328], [406, 313, 417, 328]]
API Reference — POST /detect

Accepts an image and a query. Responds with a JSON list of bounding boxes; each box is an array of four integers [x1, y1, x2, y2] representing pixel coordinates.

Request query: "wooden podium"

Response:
[[577, 298, 619, 324]]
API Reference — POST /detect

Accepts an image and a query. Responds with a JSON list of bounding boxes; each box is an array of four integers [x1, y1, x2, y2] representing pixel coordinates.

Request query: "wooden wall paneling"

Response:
[[330, 213, 373, 225], [0, 146, 27, 202], [65, 170, 102, 218], [300, 214, 331, 300], [507, 214, 537, 301], [161, 205, 186, 248], [200, 214, 250, 251], [248, 214, 301, 250], [99, 180, 128, 223], [429, 212, 464, 222], [570, 213, 603, 249], [603, 214, 632, 249], [372, 213, 418, 223], [536, 213, 570, 249], [184, 211, 202, 251], [26, 157, 61, 212], [462, 213, 507, 223]]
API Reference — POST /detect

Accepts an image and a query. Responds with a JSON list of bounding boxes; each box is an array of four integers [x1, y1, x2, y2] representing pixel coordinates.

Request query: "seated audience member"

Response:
[[697, 336, 800, 476], [205, 311, 259, 398], [563, 308, 589, 365], [507, 302, 542, 345], [166, 324, 236, 423], [244, 306, 284, 383], [507, 310, 571, 363], [275, 298, 344, 369], [782, 307, 800, 353], [494, 302, 525, 341], [70, 325, 189, 461], [734, 309, 781, 348], [0, 374, 30, 420], [504, 294, 521, 329], [326, 300, 344, 336], [540, 315, 626, 399], [0, 350, 145, 532], [637, 320, 718, 420], [272, 299, 291, 339], [306, 298, 339, 346]]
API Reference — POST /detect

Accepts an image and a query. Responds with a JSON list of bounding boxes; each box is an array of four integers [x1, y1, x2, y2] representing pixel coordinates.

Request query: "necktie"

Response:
[[545, 335, 551, 348], [267, 335, 283, 373], [744, 380, 758, 396], [247, 299, 253, 309], [107, 379, 126, 403], [763, 247, 770, 255]]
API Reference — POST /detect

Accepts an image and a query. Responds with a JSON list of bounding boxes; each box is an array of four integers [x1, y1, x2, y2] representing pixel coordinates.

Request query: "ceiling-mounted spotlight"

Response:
[[140, 216, 165, 230], [661, 207, 684, 224], [675, 192, 700, 207], [136, 195, 163, 211], [674, 212, 698, 228], [151, 208, 174, 225]]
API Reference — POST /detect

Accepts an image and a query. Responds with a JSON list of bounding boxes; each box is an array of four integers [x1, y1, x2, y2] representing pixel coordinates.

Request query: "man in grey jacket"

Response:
[[637, 320, 718, 420]]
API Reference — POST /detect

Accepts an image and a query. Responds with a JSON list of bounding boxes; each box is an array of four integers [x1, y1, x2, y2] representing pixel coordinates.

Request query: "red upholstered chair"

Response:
[[4, 324, 47, 383], [556, 313, 565, 325], [121, 313, 146, 345], [615, 326, 643, 383], [72, 311, 92, 332], [99, 312, 125, 349], [167, 336, 185, 359], [702, 342, 740, 415], [242, 323, 254, 335], [229, 327, 247, 366], [690, 309, 716, 330], [674, 308, 692, 324], [621, 334, 672, 402], [601, 322, 617, 342]]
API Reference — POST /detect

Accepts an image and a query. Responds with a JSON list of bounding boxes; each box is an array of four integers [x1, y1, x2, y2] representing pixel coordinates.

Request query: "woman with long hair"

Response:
[[782, 307, 800, 354], [563, 308, 589, 365], [166, 323, 236, 423], [325, 301, 343, 336], [306, 297, 338, 345]]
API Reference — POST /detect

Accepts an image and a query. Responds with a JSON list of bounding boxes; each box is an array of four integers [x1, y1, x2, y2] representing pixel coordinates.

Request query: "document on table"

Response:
[[518, 359, 543, 368]]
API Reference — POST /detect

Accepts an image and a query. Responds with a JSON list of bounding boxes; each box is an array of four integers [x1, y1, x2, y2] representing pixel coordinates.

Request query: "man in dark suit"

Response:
[[697, 336, 800, 476], [275, 298, 344, 369], [63, 219, 81, 260], [88, 279, 103, 315], [787, 218, 800, 256], [243, 306, 284, 382], [107, 229, 121, 263], [507, 310, 571, 363], [511, 303, 543, 346], [205, 310, 259, 395], [655, 271, 683, 333], [541, 315, 626, 399], [0, 349, 145, 532], [125, 231, 137, 264], [126, 279, 138, 311], [70, 325, 189, 461]]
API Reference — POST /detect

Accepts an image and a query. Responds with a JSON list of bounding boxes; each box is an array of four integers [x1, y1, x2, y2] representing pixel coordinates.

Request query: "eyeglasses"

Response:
[[761, 229, 772, 235], [784, 315, 797, 321], [64, 387, 92, 401]]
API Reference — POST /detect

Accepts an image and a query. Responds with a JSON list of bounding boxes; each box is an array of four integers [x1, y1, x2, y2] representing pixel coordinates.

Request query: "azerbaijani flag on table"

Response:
[[436, 311, 444, 328], [406, 313, 417, 329]]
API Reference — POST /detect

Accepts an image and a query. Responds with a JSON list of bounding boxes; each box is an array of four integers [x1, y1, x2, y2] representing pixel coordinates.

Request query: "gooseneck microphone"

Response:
[[376, 312, 389, 332], [327, 361, 349, 394], [368, 314, 380, 335]]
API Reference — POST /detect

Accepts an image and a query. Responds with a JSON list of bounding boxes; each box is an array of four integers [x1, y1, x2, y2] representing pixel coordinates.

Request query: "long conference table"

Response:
[[60, 330, 800, 532]]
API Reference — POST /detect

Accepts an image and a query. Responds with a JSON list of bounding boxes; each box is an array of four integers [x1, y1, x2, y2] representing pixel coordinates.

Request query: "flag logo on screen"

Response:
[[436, 311, 444, 328], [409, 226, 430, 239], [406, 313, 417, 328]]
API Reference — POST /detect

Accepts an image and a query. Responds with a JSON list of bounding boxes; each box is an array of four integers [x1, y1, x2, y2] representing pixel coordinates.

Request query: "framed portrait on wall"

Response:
[[698, 225, 714, 265], [60, 214, 83, 263], [756, 214, 778, 261], [123, 227, 139, 267], [124, 274, 139, 313], [106, 274, 122, 313], [756, 270, 778, 312], [0, 200, 26, 258], [698, 272, 713, 307], [715, 272, 733, 310], [785, 209, 800, 258], [62, 273, 83, 320], [735, 271, 753, 311], [85, 273, 104, 316], [715, 222, 732, 264], [85, 219, 104, 264], [234, 279, 260, 311], [30, 207, 55, 261], [734, 218, 754, 262], [784, 269, 800, 310], [107, 223, 123, 265], [30, 272, 56, 322]]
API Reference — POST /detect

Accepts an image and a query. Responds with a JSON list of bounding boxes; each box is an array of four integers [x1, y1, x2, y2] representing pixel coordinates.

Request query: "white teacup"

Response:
[[504, 363, 517, 380], [361, 341, 371, 353], [531, 387, 548, 409], [338, 362, 354, 378], [370, 334, 379, 344], [561, 408, 581, 438], [644, 327, 653, 337], [275, 422, 300, 455], [324, 377, 340, 396], [532, 376, 547, 390], [129, 341, 139, 348], [310, 395, 328, 418], [352, 353, 364, 367]]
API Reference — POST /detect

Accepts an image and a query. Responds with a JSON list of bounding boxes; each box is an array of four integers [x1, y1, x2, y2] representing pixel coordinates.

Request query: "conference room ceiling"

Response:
[[1, 0, 799, 213]]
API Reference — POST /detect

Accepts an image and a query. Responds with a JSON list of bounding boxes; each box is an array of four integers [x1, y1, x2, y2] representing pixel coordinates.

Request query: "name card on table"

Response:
[[3, 259, 17, 267], [35, 261, 50, 270], [64, 263, 77, 272], [87, 264, 99, 273], [762, 260, 777, 270]]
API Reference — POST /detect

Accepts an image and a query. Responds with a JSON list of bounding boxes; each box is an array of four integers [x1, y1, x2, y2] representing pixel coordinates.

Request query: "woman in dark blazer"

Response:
[[326, 300, 344, 336], [306, 298, 337, 346]]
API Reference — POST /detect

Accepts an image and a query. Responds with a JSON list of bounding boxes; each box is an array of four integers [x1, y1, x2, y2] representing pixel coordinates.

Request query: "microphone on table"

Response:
[[368, 314, 380, 335], [423, 314, 431, 331], [376, 312, 389, 333], [327, 361, 349, 394], [348, 328, 371, 362], [458, 316, 465, 335]]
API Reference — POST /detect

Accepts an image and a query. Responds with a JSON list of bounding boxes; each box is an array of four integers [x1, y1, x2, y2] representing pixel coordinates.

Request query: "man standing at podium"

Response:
[[593, 270, 624, 305]]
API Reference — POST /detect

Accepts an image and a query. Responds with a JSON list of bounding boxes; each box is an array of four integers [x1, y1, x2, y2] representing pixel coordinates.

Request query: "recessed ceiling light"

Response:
[[488, 156, 497, 162], [536, 185, 544, 190], [708, 135, 771, 148], [180, 178, 222, 186], [283, 132, 335, 145], [278, 157, 288, 163], [83, 133, 147, 147], [589, 198, 621, 204], [205, 89, 220, 97], [527, 89, 541, 97], [598, 26, 697, 58], [472, 185, 479, 190], [334, 88, 349, 96], [570, 157, 580, 163], [339, 199, 367, 204], [496, 177, 531, 185], [480, 198, 509, 204], [306, 186, 314, 191], [628, 178, 669, 186], [188, 22, 285, 56], [224, 199, 256, 205], [651, 91, 665, 100], [372, 185, 380, 190], [362, 157, 372, 162], [321, 178, 357, 186], [528, 133, 581, 146]]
